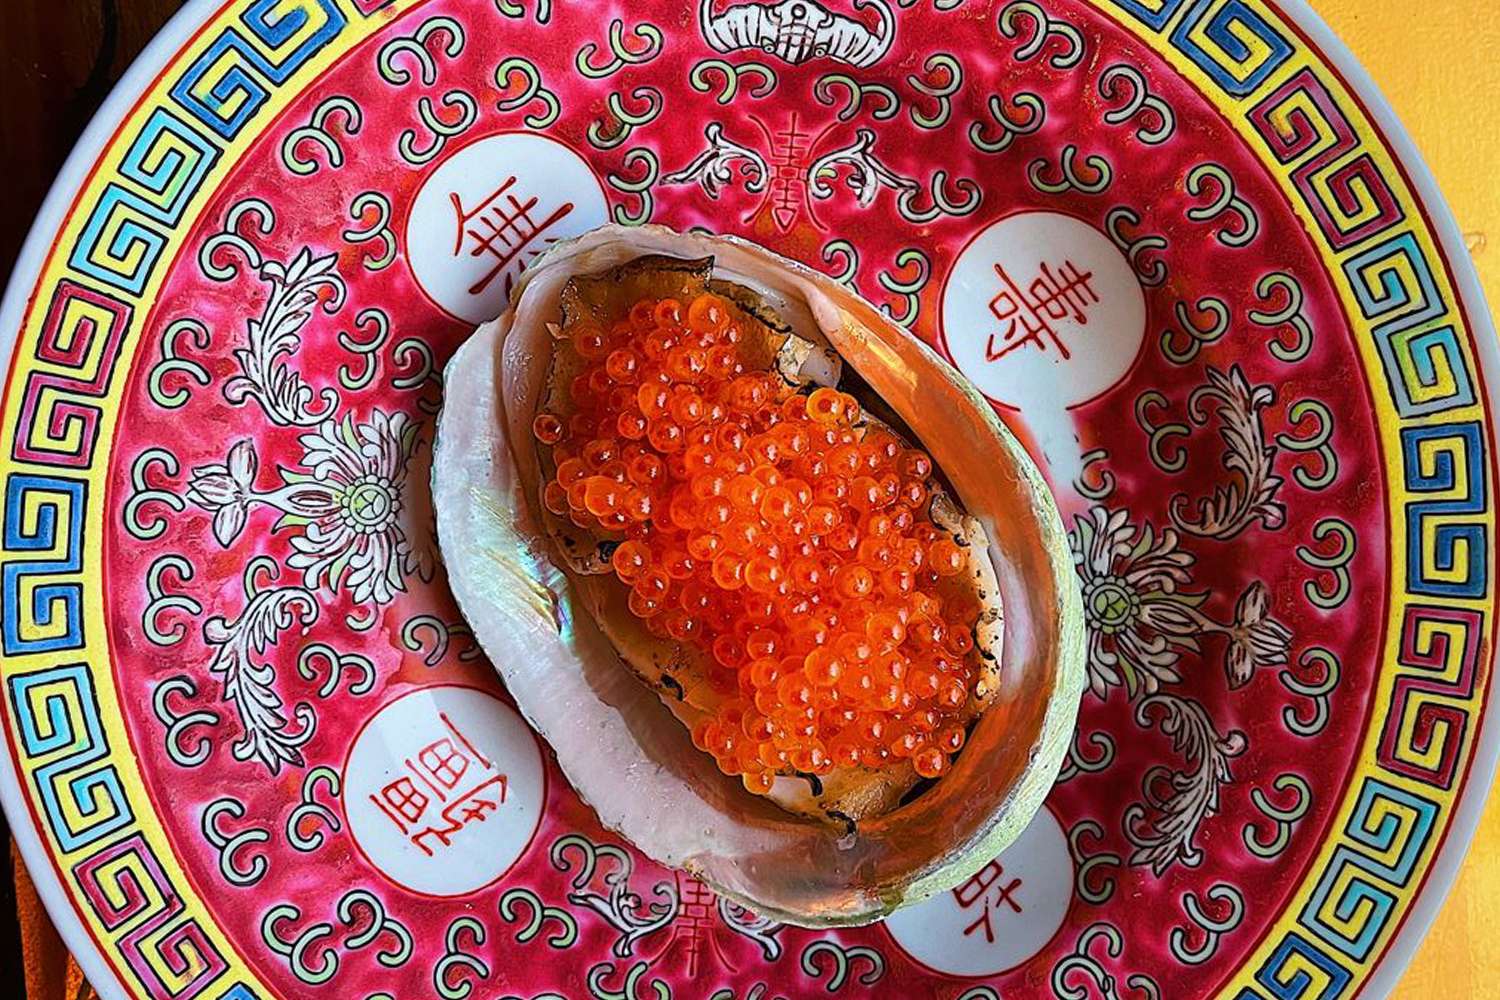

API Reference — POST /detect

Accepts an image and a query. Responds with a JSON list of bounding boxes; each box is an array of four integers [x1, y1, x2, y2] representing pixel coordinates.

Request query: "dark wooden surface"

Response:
[[0, 0, 187, 282], [1, 0, 186, 986]]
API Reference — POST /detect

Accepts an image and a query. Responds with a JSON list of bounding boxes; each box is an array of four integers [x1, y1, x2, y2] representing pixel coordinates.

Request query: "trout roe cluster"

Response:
[[533, 292, 982, 793]]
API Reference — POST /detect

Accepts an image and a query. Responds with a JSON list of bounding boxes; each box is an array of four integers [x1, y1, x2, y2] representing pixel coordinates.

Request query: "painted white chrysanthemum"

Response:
[[1072, 506, 1204, 699], [282, 410, 422, 605], [187, 409, 435, 606], [1070, 505, 1291, 699]]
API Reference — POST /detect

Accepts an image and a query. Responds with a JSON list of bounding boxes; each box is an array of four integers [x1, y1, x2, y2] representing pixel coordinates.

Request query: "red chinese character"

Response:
[[648, 873, 737, 978], [418, 738, 470, 790], [370, 712, 509, 854], [445, 775, 507, 824], [451, 177, 573, 296], [371, 777, 428, 833], [951, 859, 1024, 944], [747, 112, 836, 232], [985, 259, 1099, 361], [411, 775, 509, 855], [439, 711, 493, 768], [767, 115, 812, 232]]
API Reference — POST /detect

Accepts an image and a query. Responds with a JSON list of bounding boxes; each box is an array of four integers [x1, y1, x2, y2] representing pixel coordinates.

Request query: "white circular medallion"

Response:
[[883, 805, 1072, 977], [940, 211, 1146, 410], [343, 685, 545, 896], [405, 132, 610, 324]]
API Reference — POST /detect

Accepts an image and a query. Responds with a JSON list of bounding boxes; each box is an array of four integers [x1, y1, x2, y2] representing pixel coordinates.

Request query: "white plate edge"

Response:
[[0, 2, 1492, 999]]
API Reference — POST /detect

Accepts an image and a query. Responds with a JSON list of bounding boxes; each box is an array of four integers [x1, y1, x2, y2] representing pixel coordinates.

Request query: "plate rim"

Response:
[[0, 3, 229, 996], [0, 1, 1494, 999], [1266, 3, 1500, 998]]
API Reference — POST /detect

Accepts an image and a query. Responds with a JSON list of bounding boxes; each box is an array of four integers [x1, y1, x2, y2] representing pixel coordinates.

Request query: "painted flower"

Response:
[[187, 439, 260, 546], [1223, 580, 1292, 688], [187, 408, 436, 606], [1071, 506, 1207, 699], [281, 409, 427, 605]]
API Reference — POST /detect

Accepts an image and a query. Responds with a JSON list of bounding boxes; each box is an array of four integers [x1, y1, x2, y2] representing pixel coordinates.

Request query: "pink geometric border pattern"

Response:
[[13, 280, 131, 468]]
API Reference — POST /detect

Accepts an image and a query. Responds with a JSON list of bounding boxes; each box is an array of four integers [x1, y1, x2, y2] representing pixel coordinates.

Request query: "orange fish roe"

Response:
[[535, 292, 980, 790]]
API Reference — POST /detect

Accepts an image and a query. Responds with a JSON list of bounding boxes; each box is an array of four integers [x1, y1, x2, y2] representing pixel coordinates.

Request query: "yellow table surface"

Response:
[[1312, 3, 1500, 996]]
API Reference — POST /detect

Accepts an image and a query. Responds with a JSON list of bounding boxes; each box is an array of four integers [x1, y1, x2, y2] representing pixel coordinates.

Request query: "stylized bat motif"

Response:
[[699, 0, 895, 67]]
